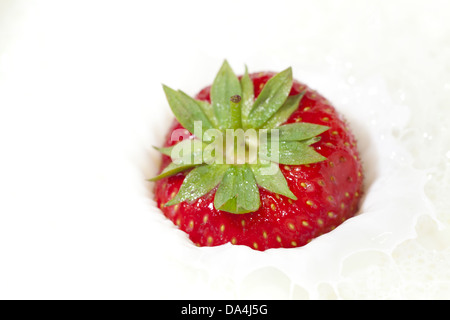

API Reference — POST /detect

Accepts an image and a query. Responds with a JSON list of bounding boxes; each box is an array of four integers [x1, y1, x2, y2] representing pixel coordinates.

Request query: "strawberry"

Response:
[[150, 61, 363, 251]]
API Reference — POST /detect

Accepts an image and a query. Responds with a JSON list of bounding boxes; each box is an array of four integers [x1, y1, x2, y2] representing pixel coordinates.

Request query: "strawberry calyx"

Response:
[[150, 61, 330, 214]]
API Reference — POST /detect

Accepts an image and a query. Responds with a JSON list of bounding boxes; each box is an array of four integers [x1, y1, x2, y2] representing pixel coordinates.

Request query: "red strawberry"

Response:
[[151, 61, 363, 251]]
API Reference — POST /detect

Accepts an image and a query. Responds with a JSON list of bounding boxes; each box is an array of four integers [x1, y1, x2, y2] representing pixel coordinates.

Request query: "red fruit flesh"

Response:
[[153, 72, 363, 251]]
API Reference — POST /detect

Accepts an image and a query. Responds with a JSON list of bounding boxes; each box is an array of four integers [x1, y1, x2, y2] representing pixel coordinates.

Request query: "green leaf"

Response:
[[148, 162, 198, 181], [196, 99, 220, 128], [251, 163, 297, 200], [170, 139, 207, 164], [153, 145, 173, 156], [165, 164, 229, 206], [211, 60, 242, 129], [240, 66, 254, 129], [259, 140, 327, 165], [154, 139, 207, 163], [150, 140, 210, 181], [247, 67, 293, 128], [214, 165, 260, 214], [163, 85, 214, 135], [260, 92, 305, 129], [275, 122, 330, 141], [304, 136, 322, 145]]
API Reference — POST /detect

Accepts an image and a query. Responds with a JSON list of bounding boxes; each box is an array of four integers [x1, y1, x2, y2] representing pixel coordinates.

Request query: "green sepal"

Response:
[[250, 162, 297, 200], [246, 67, 293, 128], [148, 162, 198, 182], [211, 60, 242, 129], [153, 145, 173, 157], [162, 85, 215, 136], [154, 139, 207, 162], [260, 91, 305, 129], [239, 65, 254, 129], [165, 164, 229, 207], [275, 122, 330, 141], [214, 165, 260, 214], [150, 140, 210, 181], [259, 140, 327, 165], [277, 141, 327, 165], [304, 136, 322, 145], [196, 99, 219, 128]]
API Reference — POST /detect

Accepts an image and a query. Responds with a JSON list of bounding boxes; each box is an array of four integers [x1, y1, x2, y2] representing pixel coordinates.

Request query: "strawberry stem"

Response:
[[230, 95, 242, 129]]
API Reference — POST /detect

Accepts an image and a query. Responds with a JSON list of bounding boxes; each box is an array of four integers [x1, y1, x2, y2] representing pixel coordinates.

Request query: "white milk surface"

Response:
[[0, 0, 449, 299]]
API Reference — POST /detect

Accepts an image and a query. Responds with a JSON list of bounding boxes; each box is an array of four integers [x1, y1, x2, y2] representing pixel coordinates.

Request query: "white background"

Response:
[[1, 0, 450, 299]]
